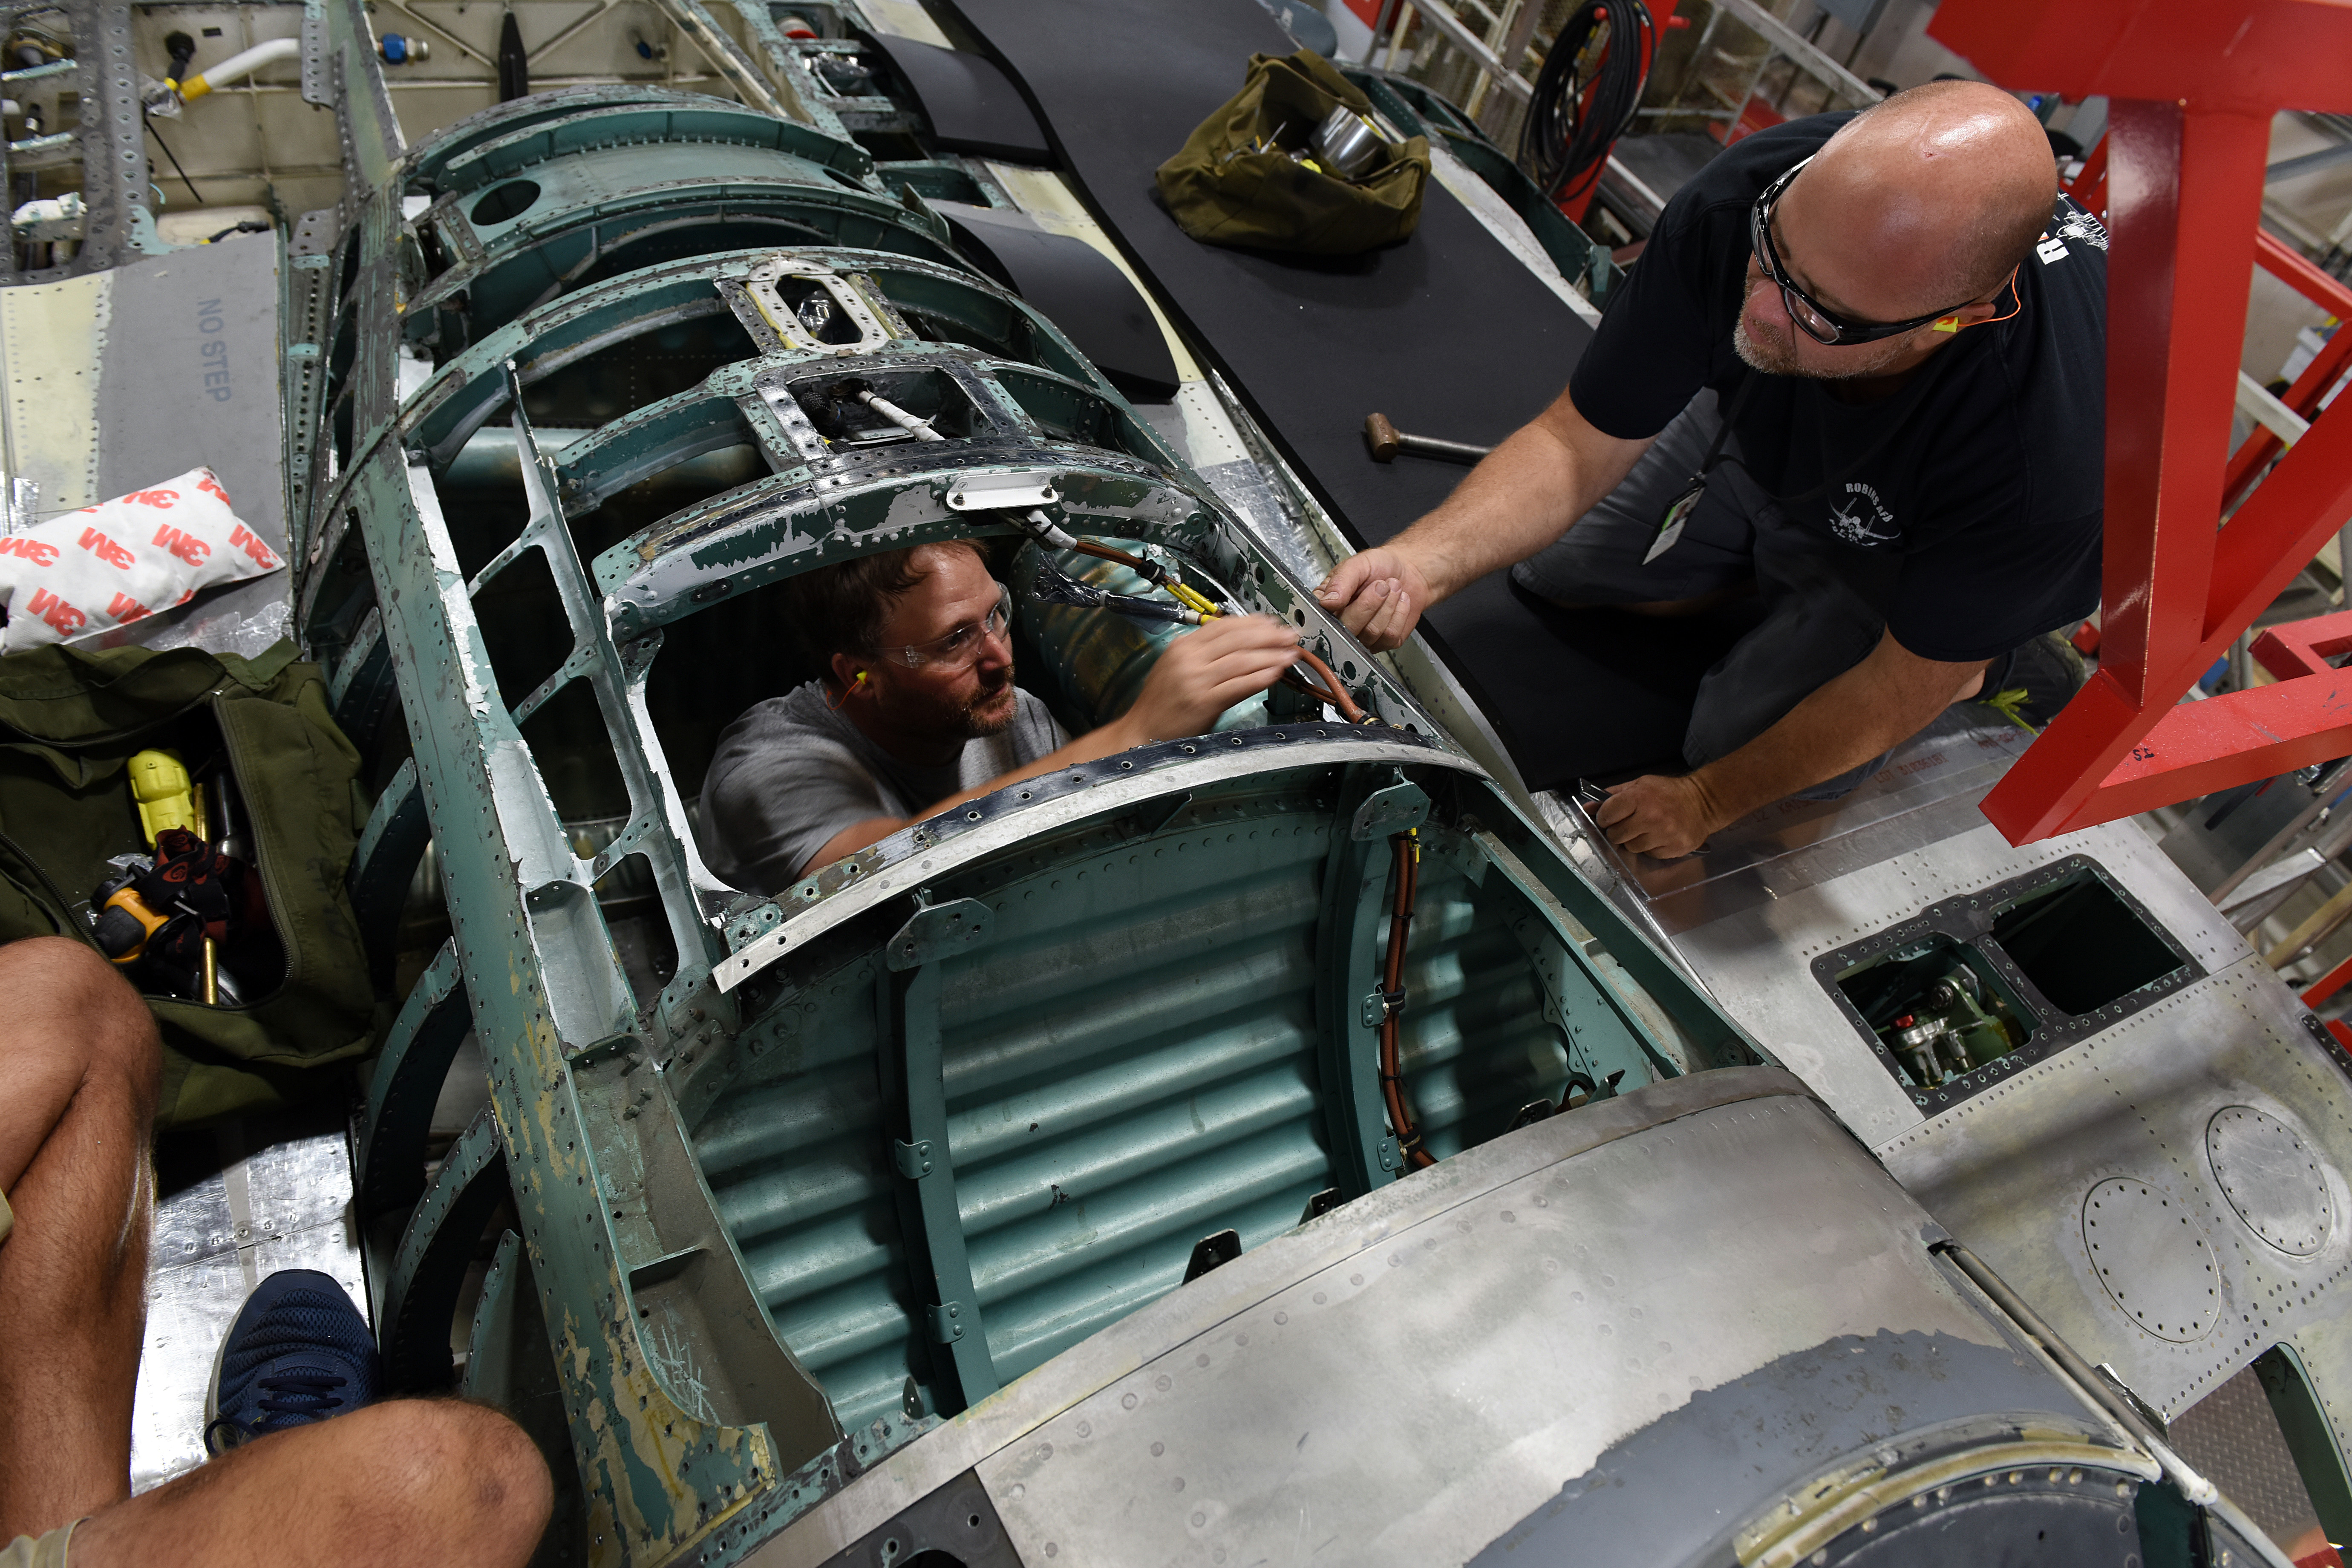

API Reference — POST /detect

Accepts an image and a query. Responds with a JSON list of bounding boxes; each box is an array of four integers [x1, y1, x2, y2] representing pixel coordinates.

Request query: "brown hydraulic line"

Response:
[[1378, 830, 1435, 1171], [1288, 647, 1369, 725], [1363, 411, 1491, 466]]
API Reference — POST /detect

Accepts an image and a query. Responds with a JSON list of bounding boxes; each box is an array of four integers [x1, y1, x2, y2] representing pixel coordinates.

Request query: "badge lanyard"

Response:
[[1643, 375, 1754, 565]]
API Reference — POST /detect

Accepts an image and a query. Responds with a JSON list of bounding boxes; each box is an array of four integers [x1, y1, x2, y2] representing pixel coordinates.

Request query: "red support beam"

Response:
[[2222, 320, 2352, 514], [1926, 0, 2352, 843], [2258, 228, 2352, 320]]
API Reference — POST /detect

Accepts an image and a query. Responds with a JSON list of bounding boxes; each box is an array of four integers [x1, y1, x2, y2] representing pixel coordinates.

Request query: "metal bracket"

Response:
[[1126, 790, 1193, 840], [1351, 778, 1430, 841], [1182, 1229, 1242, 1283], [927, 1300, 968, 1343], [1360, 988, 1406, 1029], [946, 472, 1059, 511], [887, 898, 993, 971], [1376, 1137, 1400, 1171], [894, 1138, 935, 1179], [300, 0, 333, 105]]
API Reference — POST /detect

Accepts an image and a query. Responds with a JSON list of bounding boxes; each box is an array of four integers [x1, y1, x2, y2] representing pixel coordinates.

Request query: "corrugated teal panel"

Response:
[[933, 814, 1336, 1394], [697, 966, 925, 1433], [689, 796, 1574, 1426], [1398, 872, 1571, 1159], [977, 1132, 1334, 1381]]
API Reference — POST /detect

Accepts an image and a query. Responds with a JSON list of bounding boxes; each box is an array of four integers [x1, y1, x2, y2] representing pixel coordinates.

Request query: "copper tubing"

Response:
[[1290, 647, 1369, 724], [1378, 832, 1434, 1170]]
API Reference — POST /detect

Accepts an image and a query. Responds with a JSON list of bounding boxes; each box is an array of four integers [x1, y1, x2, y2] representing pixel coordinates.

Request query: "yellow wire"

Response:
[[1170, 583, 1222, 617]]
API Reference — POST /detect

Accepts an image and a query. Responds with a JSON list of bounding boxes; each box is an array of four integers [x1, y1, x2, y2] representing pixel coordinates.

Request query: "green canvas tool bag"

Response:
[[1156, 49, 1432, 256], [0, 638, 377, 1127]]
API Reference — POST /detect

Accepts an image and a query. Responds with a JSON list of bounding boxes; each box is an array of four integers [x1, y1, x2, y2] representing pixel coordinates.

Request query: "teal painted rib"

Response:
[[881, 960, 998, 1408]]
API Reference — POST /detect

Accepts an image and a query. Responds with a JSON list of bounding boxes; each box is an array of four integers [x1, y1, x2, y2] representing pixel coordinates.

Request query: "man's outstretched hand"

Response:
[[1317, 547, 1433, 652], [1594, 773, 1718, 860], [1120, 614, 1303, 744]]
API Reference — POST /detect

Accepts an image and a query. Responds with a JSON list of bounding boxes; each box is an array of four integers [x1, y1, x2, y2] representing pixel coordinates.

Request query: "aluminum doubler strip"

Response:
[[745, 1066, 2144, 1568], [711, 727, 1481, 992]]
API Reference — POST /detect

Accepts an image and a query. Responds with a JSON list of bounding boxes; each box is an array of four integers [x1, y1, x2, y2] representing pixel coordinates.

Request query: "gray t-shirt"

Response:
[[699, 680, 1067, 893]]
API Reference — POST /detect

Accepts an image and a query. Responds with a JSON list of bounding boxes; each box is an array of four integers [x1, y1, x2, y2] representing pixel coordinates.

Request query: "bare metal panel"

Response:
[[131, 1129, 365, 1491], [1622, 787, 2252, 1147], [753, 1069, 2145, 1568], [1883, 957, 2352, 1424]]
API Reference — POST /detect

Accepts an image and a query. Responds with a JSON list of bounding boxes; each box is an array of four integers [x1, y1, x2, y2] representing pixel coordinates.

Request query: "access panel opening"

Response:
[[1990, 868, 2186, 1016], [1834, 936, 2035, 1092]]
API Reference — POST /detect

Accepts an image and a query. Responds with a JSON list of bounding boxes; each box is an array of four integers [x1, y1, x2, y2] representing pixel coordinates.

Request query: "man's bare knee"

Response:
[[0, 937, 161, 1103], [371, 1401, 553, 1560]]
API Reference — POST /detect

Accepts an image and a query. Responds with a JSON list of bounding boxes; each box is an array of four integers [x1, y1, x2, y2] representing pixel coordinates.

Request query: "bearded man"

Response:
[[1318, 80, 2103, 857], [700, 539, 1299, 890]]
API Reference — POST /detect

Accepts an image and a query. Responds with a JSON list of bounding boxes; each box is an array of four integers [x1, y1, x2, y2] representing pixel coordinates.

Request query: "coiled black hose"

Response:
[[1518, 0, 1655, 207]]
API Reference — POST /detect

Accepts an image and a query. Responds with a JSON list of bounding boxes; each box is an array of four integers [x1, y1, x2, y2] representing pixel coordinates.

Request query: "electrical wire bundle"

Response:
[[1518, 0, 1655, 207], [1012, 510, 1371, 724]]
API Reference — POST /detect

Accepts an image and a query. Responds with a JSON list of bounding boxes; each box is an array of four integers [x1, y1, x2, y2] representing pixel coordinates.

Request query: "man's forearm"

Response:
[[1394, 419, 1623, 599], [807, 715, 1148, 871], [1685, 643, 1981, 830]]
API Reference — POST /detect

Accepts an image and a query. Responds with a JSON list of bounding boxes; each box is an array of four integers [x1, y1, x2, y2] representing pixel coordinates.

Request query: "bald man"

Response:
[[1319, 82, 2102, 857]]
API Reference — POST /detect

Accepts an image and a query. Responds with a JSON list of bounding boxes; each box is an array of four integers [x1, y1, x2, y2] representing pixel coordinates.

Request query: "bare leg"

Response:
[[71, 1399, 553, 1568], [0, 937, 161, 1537]]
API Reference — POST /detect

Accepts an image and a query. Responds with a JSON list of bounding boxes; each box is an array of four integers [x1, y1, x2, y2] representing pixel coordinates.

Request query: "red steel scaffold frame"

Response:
[[1928, 0, 2352, 843]]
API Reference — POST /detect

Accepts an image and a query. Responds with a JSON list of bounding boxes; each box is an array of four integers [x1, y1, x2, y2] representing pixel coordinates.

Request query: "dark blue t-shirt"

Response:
[[1568, 114, 2106, 663]]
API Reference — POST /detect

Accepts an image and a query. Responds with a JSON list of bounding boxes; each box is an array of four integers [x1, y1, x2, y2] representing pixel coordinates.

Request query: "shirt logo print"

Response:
[[1828, 481, 1901, 547]]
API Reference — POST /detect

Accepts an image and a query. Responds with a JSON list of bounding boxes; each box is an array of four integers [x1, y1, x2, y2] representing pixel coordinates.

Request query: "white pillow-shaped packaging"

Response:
[[0, 468, 284, 652]]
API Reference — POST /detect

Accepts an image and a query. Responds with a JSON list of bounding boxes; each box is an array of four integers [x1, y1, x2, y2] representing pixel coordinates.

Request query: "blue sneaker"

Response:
[[203, 1269, 381, 1453]]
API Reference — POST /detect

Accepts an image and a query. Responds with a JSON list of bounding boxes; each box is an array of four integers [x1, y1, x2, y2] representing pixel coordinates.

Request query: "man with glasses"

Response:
[[1319, 80, 2101, 858], [701, 539, 1300, 890]]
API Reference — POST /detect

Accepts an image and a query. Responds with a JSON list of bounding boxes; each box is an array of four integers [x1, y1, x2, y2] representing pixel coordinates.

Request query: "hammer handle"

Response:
[[1363, 412, 1490, 465]]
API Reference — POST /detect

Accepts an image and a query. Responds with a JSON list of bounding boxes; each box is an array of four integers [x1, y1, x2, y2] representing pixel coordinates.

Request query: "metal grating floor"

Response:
[[2169, 1365, 2323, 1551]]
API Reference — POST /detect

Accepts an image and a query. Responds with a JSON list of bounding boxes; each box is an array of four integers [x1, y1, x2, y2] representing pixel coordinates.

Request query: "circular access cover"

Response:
[[2081, 1178, 2219, 1342], [2207, 1106, 2333, 1257]]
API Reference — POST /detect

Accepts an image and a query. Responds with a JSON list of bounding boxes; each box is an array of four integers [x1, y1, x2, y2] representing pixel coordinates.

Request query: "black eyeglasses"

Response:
[[1748, 156, 2003, 347]]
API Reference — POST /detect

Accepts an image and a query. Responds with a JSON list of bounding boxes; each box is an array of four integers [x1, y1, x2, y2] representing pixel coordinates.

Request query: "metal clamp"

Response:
[[927, 1300, 968, 1343], [946, 472, 1060, 511], [1360, 988, 1408, 1028], [893, 1138, 934, 1179]]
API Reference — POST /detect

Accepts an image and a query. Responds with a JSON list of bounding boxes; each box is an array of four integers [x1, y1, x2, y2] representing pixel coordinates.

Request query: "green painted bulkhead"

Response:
[[313, 78, 1763, 1556], [683, 772, 1689, 1431]]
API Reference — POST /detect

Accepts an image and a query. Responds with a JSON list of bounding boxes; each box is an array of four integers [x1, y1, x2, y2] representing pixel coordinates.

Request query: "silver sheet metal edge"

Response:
[[712, 734, 1487, 992]]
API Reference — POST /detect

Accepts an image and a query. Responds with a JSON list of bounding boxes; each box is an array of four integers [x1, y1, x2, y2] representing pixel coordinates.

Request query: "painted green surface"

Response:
[[312, 51, 1759, 1565]]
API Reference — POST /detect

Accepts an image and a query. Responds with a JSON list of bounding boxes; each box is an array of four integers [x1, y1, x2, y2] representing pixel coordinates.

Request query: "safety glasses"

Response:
[[1748, 156, 2008, 347], [876, 582, 1013, 672]]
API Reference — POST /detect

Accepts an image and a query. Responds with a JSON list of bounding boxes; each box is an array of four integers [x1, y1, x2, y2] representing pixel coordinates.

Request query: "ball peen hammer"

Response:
[[1363, 412, 1492, 465]]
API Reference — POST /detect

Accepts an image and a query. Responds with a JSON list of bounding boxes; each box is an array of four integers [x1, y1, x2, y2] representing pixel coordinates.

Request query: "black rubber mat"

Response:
[[940, 0, 1748, 788], [932, 201, 1181, 399], [865, 34, 1052, 160]]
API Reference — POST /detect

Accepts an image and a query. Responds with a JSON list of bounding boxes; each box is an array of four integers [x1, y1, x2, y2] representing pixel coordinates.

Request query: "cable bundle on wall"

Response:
[[1518, 0, 1655, 206]]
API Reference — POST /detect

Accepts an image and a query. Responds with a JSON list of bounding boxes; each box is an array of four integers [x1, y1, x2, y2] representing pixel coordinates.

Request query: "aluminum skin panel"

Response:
[[1884, 955, 2352, 1427], [749, 1069, 2148, 1568], [1659, 812, 2251, 1148]]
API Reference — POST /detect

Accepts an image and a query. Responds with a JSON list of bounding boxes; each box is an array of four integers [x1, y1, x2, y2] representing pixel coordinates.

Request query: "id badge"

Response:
[[1644, 476, 1706, 565]]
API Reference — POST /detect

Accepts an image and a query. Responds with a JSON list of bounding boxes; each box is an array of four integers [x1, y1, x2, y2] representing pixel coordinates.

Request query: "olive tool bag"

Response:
[[1156, 49, 1432, 256], [0, 638, 377, 1126]]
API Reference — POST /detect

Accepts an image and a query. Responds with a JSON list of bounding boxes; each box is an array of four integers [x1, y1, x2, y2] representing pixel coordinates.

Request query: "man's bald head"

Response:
[[1806, 81, 2057, 310]]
